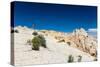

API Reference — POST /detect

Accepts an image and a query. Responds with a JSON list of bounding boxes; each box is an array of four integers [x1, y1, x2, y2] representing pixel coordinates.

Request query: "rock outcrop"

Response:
[[71, 28, 97, 57], [39, 28, 97, 57], [62, 28, 97, 57]]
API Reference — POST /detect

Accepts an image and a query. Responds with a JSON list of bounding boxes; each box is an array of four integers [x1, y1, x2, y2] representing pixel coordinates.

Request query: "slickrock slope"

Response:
[[39, 28, 97, 57], [12, 26, 97, 66]]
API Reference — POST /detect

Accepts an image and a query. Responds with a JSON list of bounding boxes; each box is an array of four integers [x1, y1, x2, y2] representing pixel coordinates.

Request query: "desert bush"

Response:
[[37, 35, 46, 48], [93, 58, 97, 61], [78, 55, 82, 62], [68, 55, 74, 63], [32, 36, 41, 50], [14, 29, 19, 33], [40, 30, 46, 33], [67, 42, 71, 46], [11, 28, 14, 33], [91, 53, 96, 57], [11, 29, 19, 33], [32, 31, 38, 36], [32, 35, 46, 50], [27, 39, 32, 45], [58, 39, 65, 43], [11, 30, 14, 33]]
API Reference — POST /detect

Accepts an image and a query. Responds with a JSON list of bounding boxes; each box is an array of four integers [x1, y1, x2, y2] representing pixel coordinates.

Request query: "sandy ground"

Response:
[[13, 28, 95, 66]]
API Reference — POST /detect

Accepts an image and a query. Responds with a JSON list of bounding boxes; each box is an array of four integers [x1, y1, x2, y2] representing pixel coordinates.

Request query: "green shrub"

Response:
[[32, 31, 38, 36], [67, 42, 71, 46], [37, 35, 46, 48], [58, 39, 65, 43], [78, 55, 82, 62], [15, 29, 19, 33], [32, 35, 46, 51], [11, 28, 14, 33], [11, 29, 19, 33], [68, 55, 74, 63], [32, 36, 41, 50], [27, 39, 32, 45], [94, 58, 97, 61]]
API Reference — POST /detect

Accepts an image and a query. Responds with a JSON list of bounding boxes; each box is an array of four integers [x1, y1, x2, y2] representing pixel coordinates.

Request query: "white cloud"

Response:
[[87, 28, 97, 38], [88, 28, 97, 32]]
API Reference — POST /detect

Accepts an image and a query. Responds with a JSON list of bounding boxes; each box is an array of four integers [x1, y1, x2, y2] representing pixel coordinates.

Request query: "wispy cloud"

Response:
[[88, 28, 97, 32], [87, 28, 97, 38]]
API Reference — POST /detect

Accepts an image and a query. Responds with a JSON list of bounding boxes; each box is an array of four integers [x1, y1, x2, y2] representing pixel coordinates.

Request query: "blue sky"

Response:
[[12, 1, 97, 32]]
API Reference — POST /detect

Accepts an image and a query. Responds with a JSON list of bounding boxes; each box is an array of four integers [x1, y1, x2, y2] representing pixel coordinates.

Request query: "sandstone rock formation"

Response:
[[69, 28, 97, 57], [39, 28, 97, 57], [53, 28, 97, 57]]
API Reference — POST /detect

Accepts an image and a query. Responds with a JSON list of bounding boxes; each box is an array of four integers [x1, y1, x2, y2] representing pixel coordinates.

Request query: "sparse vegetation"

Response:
[[68, 55, 74, 63], [15, 29, 19, 33], [58, 39, 65, 43], [32, 36, 41, 50], [37, 35, 46, 48], [32, 34, 46, 51], [11, 29, 19, 33], [78, 55, 82, 62], [11, 28, 14, 33], [91, 53, 96, 57], [40, 30, 46, 33], [27, 39, 32, 45], [93, 58, 97, 61], [67, 42, 71, 46], [32, 31, 38, 36]]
